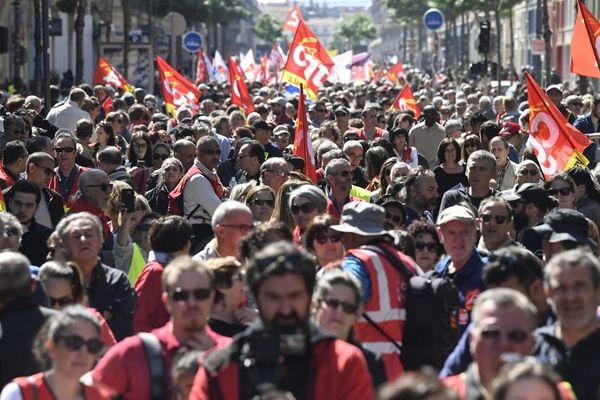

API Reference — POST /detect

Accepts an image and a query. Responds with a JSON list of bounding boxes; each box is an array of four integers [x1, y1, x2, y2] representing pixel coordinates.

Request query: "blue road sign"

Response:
[[423, 8, 445, 31], [182, 31, 203, 53]]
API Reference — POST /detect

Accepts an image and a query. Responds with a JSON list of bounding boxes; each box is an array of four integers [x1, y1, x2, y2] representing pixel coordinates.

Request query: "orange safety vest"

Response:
[[167, 164, 224, 216], [349, 242, 416, 380], [15, 373, 111, 400]]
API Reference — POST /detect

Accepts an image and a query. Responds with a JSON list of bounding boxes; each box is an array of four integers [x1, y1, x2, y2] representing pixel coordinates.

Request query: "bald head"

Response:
[[80, 169, 112, 210]]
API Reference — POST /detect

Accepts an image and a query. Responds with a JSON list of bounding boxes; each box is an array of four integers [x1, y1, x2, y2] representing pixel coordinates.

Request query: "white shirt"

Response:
[[46, 100, 92, 133], [183, 159, 222, 224]]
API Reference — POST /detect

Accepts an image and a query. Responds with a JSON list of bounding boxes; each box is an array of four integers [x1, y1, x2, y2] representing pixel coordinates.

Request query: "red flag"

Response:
[[228, 57, 254, 115], [371, 67, 384, 83], [155, 55, 201, 116], [101, 96, 113, 114], [386, 63, 406, 84], [294, 85, 316, 183], [283, 4, 304, 33], [93, 56, 133, 92], [570, 0, 600, 78], [391, 85, 421, 119], [525, 71, 591, 178], [195, 48, 209, 84], [282, 20, 334, 101]]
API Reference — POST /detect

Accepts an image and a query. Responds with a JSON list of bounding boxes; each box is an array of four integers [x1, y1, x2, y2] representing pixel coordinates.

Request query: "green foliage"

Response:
[[254, 13, 283, 42], [385, 0, 429, 24], [336, 13, 378, 45]]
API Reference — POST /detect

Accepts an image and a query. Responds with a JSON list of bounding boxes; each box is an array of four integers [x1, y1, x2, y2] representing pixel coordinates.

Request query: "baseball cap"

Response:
[[436, 205, 477, 226], [503, 183, 548, 205], [273, 125, 290, 136], [269, 96, 286, 107], [546, 84, 563, 94], [251, 120, 273, 132], [532, 208, 596, 247]]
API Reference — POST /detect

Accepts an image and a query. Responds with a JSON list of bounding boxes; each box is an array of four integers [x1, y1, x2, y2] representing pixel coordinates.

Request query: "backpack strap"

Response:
[[362, 244, 415, 278], [361, 312, 404, 353], [138, 332, 165, 400]]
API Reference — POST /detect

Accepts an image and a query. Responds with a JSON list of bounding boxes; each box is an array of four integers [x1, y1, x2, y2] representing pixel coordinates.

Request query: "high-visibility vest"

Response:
[[128, 243, 146, 285], [15, 373, 110, 400]]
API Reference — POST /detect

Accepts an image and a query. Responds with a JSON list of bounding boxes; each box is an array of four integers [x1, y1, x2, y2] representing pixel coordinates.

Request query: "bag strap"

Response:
[[362, 244, 415, 278], [361, 312, 404, 353], [138, 332, 165, 400]]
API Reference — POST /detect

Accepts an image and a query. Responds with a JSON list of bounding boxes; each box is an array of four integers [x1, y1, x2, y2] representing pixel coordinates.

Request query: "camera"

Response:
[[239, 328, 307, 397]]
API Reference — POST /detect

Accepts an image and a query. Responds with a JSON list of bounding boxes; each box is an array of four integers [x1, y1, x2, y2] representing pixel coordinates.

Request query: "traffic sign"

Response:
[[182, 31, 203, 53], [423, 8, 445, 31], [161, 12, 187, 37]]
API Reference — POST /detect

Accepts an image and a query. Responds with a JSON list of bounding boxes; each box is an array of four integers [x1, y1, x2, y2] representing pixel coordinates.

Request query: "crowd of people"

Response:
[[0, 69, 599, 399]]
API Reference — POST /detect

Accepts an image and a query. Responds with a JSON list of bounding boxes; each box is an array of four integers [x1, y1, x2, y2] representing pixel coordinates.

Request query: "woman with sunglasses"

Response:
[[1, 306, 112, 399], [145, 157, 184, 215], [305, 215, 345, 270], [206, 257, 256, 338], [543, 173, 576, 209], [311, 271, 387, 388], [288, 185, 328, 244], [407, 220, 443, 272], [245, 185, 276, 223]]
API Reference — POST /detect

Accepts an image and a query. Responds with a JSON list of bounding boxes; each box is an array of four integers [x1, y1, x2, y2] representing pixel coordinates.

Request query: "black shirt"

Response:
[[208, 317, 247, 338]]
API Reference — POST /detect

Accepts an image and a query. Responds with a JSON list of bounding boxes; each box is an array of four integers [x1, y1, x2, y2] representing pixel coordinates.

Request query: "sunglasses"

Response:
[[169, 287, 212, 302], [322, 298, 359, 314], [415, 241, 438, 252], [115, 119, 124, 124], [385, 213, 404, 225], [48, 295, 73, 307], [220, 224, 254, 233], [479, 327, 529, 343], [5, 227, 19, 237], [86, 182, 113, 192], [56, 334, 104, 354], [291, 203, 317, 215], [54, 147, 75, 154], [200, 148, 222, 156], [315, 233, 342, 245], [518, 169, 539, 176], [153, 153, 169, 161], [315, 109, 328, 113], [33, 164, 56, 177], [547, 187, 572, 196], [266, 169, 289, 177], [251, 199, 275, 207], [481, 214, 510, 224]]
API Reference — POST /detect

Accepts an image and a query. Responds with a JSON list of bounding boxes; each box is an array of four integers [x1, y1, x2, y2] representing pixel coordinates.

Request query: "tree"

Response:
[[336, 13, 377, 50], [385, 0, 428, 66], [254, 13, 283, 43], [75, 0, 86, 84]]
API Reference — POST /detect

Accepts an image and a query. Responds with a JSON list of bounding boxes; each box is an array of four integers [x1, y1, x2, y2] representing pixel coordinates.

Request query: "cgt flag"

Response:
[[155, 55, 200, 117], [294, 85, 317, 183], [283, 4, 305, 33], [282, 19, 333, 101], [195, 48, 209, 84], [570, 0, 600, 78], [525, 71, 592, 178], [391, 85, 421, 119], [93, 56, 133, 92], [228, 57, 254, 115], [386, 62, 406, 84]]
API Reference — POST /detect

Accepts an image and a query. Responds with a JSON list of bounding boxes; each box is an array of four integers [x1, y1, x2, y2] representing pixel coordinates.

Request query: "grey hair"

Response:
[[211, 200, 253, 229], [160, 157, 184, 178], [444, 119, 463, 135], [325, 158, 351, 177], [55, 212, 103, 245], [288, 185, 327, 213], [467, 150, 496, 172], [312, 270, 363, 306], [260, 157, 287, 173], [229, 181, 257, 202], [471, 288, 537, 330], [545, 248, 600, 289], [0, 212, 20, 238], [47, 305, 101, 343], [343, 140, 362, 153]]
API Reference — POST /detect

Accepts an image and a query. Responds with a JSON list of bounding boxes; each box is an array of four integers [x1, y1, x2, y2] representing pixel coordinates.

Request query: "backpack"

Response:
[[362, 244, 460, 371], [138, 332, 165, 400]]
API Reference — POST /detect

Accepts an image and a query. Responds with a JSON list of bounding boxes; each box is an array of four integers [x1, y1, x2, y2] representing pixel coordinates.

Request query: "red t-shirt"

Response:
[[133, 260, 169, 333]]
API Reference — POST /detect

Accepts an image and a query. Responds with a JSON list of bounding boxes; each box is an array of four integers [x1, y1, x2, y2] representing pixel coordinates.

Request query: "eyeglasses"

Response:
[[220, 224, 253, 233], [571, 102, 583, 107], [385, 212, 404, 225], [290, 203, 317, 215], [200, 148, 222, 156], [415, 241, 438, 252], [153, 153, 169, 161], [481, 214, 510, 224], [56, 334, 104, 354], [251, 199, 275, 207], [169, 287, 212, 302], [518, 169, 539, 176], [54, 147, 75, 154], [315, 233, 342, 245], [547, 187, 572, 196], [48, 295, 73, 307], [5, 227, 19, 237], [315, 109, 327, 113], [86, 182, 113, 192], [33, 164, 56, 177], [266, 169, 289, 177], [322, 298, 359, 314], [479, 327, 530, 343], [336, 170, 352, 177]]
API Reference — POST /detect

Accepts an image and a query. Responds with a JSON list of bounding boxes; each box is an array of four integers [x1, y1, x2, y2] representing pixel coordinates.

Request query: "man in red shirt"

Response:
[[93, 256, 230, 399]]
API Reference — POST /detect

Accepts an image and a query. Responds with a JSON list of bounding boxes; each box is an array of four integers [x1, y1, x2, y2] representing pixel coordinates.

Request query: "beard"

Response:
[[270, 312, 308, 334]]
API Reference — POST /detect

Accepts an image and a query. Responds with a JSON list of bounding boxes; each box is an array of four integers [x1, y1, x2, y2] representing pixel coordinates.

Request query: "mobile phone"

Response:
[[121, 188, 135, 213], [137, 160, 145, 167]]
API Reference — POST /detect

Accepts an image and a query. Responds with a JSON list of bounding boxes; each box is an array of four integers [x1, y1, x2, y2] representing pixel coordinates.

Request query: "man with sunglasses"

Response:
[[260, 157, 290, 193], [235, 139, 264, 184], [477, 197, 516, 253], [94, 256, 230, 400], [3, 152, 64, 229], [443, 288, 537, 399], [190, 242, 371, 400], [49, 132, 89, 206], [325, 159, 362, 219]]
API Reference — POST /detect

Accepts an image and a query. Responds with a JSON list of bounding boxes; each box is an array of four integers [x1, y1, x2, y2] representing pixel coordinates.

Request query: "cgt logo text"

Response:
[[290, 44, 330, 88]]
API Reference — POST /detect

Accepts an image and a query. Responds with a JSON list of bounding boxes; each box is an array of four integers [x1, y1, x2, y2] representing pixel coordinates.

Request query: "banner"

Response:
[[195, 48, 209, 84], [525, 71, 591, 178], [386, 62, 406, 84], [240, 49, 258, 82], [391, 85, 421, 119], [155, 55, 200, 116], [293, 85, 316, 182], [228, 57, 255, 115], [283, 4, 305, 33], [328, 50, 353, 83], [282, 19, 334, 101], [570, 0, 600, 78], [92, 56, 133, 92]]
